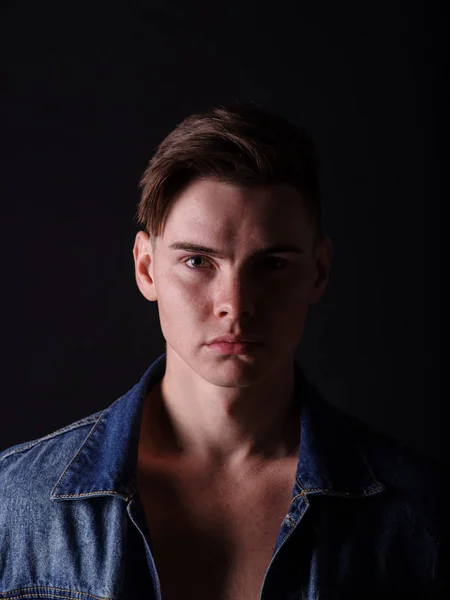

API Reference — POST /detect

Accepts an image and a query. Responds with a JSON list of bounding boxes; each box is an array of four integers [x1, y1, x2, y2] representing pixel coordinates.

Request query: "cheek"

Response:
[[278, 292, 309, 325], [156, 266, 312, 322], [265, 270, 311, 304], [156, 270, 206, 316], [269, 278, 311, 330], [155, 277, 203, 347]]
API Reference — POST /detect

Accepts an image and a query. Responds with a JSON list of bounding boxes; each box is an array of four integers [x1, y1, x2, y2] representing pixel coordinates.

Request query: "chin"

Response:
[[201, 370, 269, 389], [199, 348, 276, 388]]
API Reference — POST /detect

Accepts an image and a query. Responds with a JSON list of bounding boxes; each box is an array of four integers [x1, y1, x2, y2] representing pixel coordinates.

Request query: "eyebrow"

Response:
[[168, 242, 304, 259]]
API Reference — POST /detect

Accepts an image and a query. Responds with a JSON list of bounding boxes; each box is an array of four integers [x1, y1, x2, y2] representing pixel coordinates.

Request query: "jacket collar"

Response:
[[51, 353, 385, 502]]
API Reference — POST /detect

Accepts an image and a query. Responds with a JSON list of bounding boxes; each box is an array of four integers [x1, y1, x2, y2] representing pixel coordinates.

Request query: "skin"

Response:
[[133, 177, 332, 477]]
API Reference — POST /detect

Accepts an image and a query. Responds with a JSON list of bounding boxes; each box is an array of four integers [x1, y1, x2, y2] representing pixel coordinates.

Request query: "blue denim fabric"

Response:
[[0, 352, 448, 599]]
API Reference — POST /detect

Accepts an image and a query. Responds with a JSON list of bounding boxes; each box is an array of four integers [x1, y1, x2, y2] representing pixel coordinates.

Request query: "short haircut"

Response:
[[136, 102, 322, 243]]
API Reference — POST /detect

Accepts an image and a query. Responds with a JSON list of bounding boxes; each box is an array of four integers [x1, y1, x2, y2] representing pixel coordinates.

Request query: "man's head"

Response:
[[133, 102, 332, 387]]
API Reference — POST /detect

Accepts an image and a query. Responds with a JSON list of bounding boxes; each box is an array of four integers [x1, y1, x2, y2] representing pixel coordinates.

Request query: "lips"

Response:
[[207, 341, 260, 355], [209, 335, 258, 344]]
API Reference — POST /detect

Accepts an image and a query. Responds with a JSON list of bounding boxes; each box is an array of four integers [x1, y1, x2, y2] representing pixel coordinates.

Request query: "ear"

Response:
[[309, 235, 333, 304], [133, 231, 158, 302]]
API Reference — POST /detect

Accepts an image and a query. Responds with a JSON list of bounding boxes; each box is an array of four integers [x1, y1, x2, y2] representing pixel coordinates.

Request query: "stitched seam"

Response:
[[2, 595, 105, 600], [1, 596, 74, 600], [54, 490, 124, 498], [359, 450, 387, 491], [291, 484, 384, 502], [51, 415, 106, 494], [0, 585, 111, 600], [0, 414, 103, 462], [0, 586, 111, 600]]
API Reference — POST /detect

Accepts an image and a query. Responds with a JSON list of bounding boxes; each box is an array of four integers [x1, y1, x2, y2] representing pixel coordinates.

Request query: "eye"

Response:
[[183, 255, 212, 270], [261, 257, 289, 270], [183, 256, 290, 272]]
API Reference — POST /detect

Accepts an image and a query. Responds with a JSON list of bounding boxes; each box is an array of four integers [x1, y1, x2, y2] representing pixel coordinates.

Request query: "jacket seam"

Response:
[[0, 413, 104, 462], [50, 413, 107, 497], [0, 585, 111, 600], [52, 490, 126, 499]]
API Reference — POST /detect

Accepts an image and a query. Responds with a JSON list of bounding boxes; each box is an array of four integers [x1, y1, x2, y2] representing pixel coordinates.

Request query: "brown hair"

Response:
[[136, 101, 322, 244]]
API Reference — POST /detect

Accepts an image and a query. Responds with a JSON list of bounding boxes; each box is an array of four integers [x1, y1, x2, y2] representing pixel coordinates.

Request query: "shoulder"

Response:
[[308, 387, 449, 515], [0, 410, 103, 497], [330, 400, 449, 548], [318, 395, 448, 487], [348, 408, 447, 491]]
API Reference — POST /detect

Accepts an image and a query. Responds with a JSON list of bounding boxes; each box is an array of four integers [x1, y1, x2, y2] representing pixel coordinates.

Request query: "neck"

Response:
[[138, 349, 301, 472]]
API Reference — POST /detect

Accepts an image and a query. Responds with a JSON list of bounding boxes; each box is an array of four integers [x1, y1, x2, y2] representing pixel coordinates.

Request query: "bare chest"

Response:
[[137, 460, 297, 600]]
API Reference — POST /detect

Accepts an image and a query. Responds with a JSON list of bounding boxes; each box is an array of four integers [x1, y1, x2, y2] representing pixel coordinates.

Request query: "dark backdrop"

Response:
[[0, 1, 446, 462]]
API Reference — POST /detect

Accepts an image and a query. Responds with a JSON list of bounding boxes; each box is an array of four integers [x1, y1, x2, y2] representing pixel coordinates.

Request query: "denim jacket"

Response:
[[0, 353, 448, 599]]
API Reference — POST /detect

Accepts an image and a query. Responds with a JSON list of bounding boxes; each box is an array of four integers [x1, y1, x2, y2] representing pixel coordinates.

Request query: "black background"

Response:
[[1, 1, 447, 462]]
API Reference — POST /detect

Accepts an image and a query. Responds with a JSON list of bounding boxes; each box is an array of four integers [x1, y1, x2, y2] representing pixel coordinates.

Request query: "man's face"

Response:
[[134, 177, 332, 388]]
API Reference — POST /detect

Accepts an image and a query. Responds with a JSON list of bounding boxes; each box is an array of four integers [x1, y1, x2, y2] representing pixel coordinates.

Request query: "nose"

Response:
[[213, 273, 256, 320]]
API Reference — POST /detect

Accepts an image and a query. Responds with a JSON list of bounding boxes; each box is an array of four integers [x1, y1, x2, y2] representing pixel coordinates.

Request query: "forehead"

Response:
[[162, 178, 314, 243]]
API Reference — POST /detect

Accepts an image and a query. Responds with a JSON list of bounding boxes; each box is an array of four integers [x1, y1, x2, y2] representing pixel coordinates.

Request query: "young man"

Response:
[[0, 103, 447, 598]]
